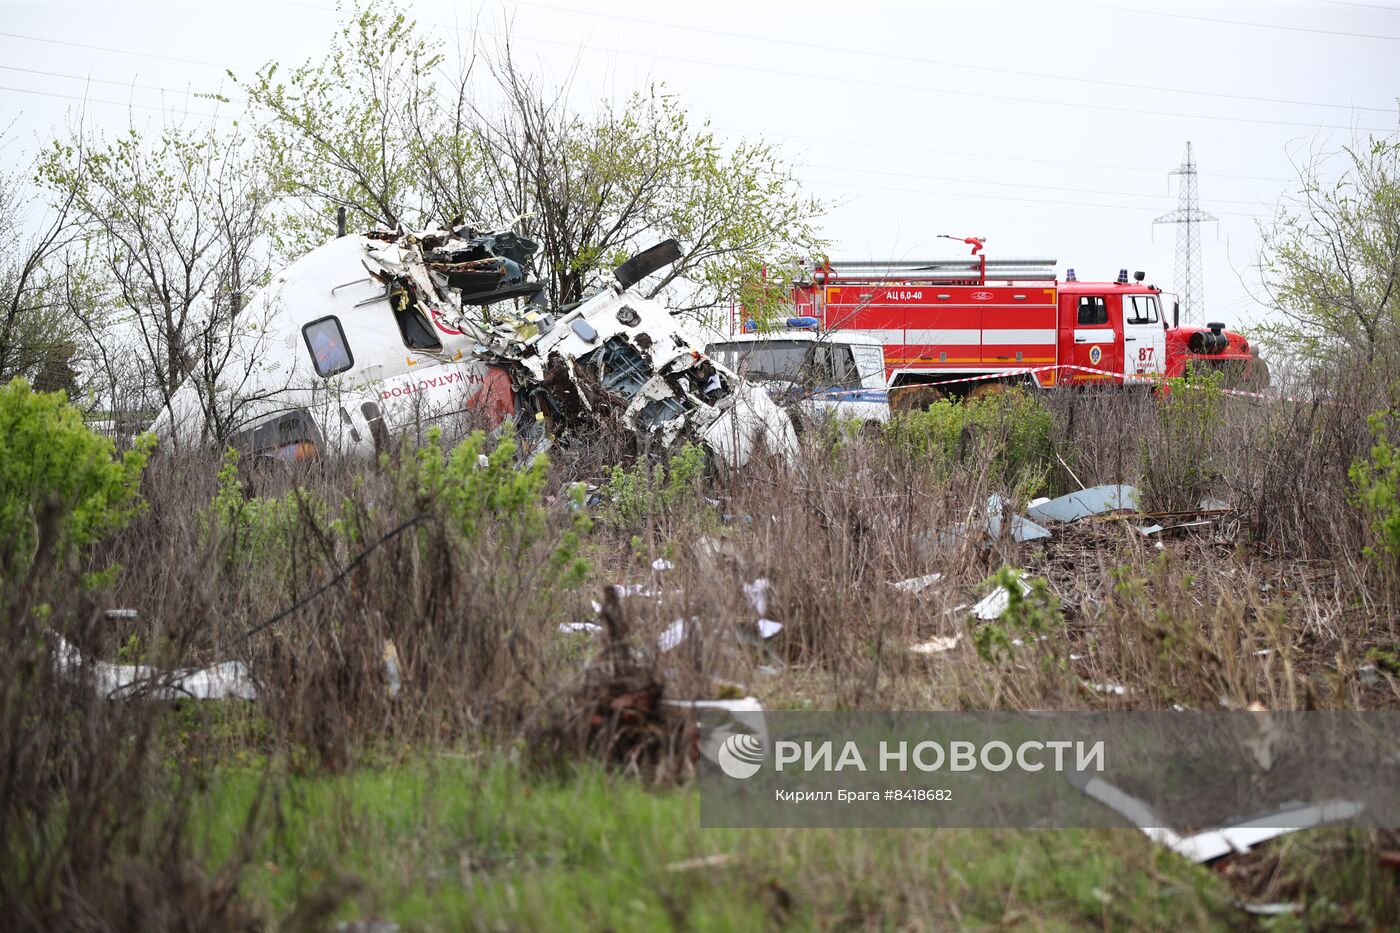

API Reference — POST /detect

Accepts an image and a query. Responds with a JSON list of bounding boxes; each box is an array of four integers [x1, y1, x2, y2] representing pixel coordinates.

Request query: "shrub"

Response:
[[971, 567, 1061, 665], [1350, 408, 1400, 570], [601, 441, 709, 530], [0, 376, 151, 591], [401, 425, 591, 589], [1138, 376, 1224, 512], [207, 448, 321, 579], [884, 392, 1057, 495]]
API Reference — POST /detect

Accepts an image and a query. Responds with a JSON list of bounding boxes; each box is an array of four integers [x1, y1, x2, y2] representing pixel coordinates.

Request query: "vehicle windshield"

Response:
[[707, 340, 813, 383]]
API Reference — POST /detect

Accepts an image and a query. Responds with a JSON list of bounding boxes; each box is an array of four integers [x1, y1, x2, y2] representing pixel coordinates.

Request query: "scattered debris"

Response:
[[559, 621, 604, 634], [909, 633, 963, 655], [892, 572, 943, 594], [970, 571, 1031, 620], [1236, 901, 1302, 917], [54, 635, 257, 701], [652, 557, 676, 571], [664, 853, 738, 872], [382, 640, 402, 697], [986, 494, 1052, 542], [660, 695, 768, 771], [1070, 770, 1364, 863], [1026, 484, 1140, 524], [103, 608, 138, 621]]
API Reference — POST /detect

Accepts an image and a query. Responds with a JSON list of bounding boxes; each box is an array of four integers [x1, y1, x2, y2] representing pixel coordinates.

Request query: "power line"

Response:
[[0, 64, 240, 103], [809, 176, 1268, 219], [502, 0, 1397, 115], [0, 30, 239, 69], [467, 27, 1397, 133], [1054, 0, 1400, 41], [805, 162, 1273, 207], [5, 20, 1392, 136], [1316, 0, 1400, 11], [714, 127, 1292, 183], [0, 30, 1291, 185], [0, 83, 225, 119]]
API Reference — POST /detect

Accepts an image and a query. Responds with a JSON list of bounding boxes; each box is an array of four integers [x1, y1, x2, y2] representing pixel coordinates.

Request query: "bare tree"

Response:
[[238, 1, 823, 316], [0, 137, 81, 394], [1257, 133, 1400, 374], [39, 119, 279, 444]]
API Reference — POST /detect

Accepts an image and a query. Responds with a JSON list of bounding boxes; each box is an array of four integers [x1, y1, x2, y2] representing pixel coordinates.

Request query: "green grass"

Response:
[[195, 754, 1242, 931]]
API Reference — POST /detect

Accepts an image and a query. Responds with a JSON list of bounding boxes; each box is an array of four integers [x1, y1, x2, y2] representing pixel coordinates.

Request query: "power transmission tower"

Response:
[[1153, 142, 1216, 325]]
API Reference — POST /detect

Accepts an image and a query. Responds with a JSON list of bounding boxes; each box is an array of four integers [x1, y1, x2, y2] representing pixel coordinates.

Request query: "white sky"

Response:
[[2, 0, 1398, 331]]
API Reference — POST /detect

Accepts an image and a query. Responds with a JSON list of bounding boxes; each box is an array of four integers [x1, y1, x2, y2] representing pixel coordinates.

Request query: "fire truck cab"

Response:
[[786, 238, 1263, 405]]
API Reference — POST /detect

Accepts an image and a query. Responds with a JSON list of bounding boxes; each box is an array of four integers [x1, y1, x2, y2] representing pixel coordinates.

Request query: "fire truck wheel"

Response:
[[889, 384, 945, 413]]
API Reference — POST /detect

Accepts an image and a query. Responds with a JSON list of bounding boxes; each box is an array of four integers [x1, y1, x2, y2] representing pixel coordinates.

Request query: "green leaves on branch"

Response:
[[1257, 134, 1400, 370], [0, 377, 152, 587]]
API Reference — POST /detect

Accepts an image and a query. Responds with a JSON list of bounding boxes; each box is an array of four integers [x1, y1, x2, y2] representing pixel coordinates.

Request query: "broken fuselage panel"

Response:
[[151, 227, 796, 468], [151, 229, 529, 460], [474, 284, 798, 467]]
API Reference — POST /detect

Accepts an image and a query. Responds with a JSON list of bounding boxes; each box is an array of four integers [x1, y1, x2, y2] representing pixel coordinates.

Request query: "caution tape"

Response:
[[890, 364, 1313, 404]]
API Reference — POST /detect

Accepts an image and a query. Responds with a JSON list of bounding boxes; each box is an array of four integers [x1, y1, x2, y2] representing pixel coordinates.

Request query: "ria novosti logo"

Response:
[[717, 733, 765, 779]]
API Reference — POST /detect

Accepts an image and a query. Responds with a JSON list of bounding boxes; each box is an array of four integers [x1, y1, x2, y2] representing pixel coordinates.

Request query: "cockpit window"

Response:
[[393, 300, 443, 352], [303, 316, 353, 377]]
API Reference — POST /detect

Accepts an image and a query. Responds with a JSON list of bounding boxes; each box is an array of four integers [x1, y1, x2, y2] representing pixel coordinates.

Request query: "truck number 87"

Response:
[[1138, 347, 1155, 362]]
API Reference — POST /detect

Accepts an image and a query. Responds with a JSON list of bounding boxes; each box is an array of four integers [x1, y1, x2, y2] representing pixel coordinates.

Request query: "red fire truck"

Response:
[[784, 237, 1265, 408]]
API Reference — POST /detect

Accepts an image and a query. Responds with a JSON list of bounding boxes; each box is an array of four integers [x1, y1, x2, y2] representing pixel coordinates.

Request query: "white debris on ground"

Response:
[[53, 635, 258, 701], [909, 633, 963, 655]]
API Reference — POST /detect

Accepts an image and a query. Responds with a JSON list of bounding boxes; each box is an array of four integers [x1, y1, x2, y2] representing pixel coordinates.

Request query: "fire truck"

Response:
[[784, 237, 1265, 408]]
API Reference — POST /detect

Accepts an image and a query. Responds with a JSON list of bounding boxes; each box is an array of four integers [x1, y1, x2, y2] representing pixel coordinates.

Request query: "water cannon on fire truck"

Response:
[[763, 236, 1266, 410]]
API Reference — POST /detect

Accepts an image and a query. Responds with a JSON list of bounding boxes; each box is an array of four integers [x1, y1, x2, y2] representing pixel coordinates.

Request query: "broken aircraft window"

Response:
[[303, 316, 353, 376], [392, 299, 443, 352], [230, 409, 320, 461]]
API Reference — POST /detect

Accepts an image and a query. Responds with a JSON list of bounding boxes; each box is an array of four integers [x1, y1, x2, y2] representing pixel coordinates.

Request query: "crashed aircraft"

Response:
[[152, 227, 796, 467]]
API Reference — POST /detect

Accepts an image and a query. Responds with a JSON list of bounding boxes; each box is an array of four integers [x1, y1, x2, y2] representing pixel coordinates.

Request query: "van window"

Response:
[[303, 316, 353, 376], [1124, 295, 1160, 324], [852, 344, 887, 385], [230, 409, 320, 462], [1077, 296, 1108, 326], [827, 345, 860, 389], [708, 340, 813, 383]]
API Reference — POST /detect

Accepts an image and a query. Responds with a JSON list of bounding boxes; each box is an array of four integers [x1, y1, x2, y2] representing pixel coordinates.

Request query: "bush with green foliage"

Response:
[[971, 567, 1061, 665], [1139, 376, 1224, 512], [207, 448, 321, 579], [884, 392, 1057, 495], [0, 376, 151, 587], [1350, 408, 1400, 571], [402, 426, 591, 589], [601, 442, 709, 529]]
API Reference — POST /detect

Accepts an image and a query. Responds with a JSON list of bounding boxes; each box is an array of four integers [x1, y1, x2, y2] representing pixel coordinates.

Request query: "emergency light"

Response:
[[786, 316, 820, 329], [1065, 268, 1076, 282], [1116, 269, 1129, 284]]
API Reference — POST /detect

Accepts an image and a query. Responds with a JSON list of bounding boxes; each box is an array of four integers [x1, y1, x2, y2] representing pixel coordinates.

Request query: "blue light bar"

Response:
[[1065, 267, 1076, 282], [786, 316, 819, 329]]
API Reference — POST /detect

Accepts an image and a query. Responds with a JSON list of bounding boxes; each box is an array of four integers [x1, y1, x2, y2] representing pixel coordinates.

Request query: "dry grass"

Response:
[[5, 372, 1400, 927]]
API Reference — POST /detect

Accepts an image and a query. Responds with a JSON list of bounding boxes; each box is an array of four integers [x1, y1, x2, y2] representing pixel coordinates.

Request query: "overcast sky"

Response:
[[2, 0, 1398, 331]]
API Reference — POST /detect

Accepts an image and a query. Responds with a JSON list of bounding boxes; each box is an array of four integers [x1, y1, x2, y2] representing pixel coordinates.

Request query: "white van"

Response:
[[704, 327, 891, 427]]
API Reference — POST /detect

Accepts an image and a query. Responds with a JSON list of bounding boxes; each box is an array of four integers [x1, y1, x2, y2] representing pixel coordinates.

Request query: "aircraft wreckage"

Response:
[[152, 226, 796, 466]]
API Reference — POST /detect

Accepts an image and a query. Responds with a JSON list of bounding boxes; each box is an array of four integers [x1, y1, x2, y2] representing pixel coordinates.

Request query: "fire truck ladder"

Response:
[[816, 257, 1058, 285]]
